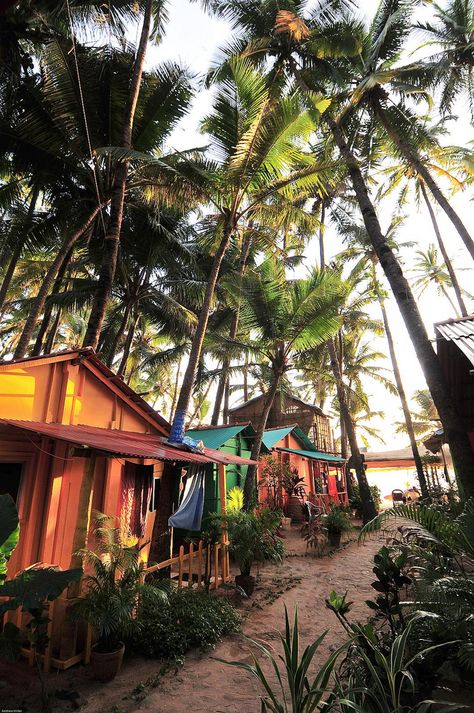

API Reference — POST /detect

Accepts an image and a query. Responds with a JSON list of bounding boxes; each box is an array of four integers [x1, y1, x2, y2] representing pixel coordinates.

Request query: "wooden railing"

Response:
[[141, 539, 230, 590]]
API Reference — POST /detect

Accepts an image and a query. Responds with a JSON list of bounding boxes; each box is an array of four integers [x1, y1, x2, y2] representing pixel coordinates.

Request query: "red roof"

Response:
[[0, 420, 256, 466], [0, 348, 170, 434]]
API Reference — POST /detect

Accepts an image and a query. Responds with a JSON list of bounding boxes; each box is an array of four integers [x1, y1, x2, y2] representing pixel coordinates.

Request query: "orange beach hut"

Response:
[[0, 348, 252, 669]]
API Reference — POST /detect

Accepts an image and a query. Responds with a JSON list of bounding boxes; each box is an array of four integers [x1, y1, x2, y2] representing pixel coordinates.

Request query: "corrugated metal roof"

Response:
[[436, 316, 474, 366], [262, 426, 295, 449], [0, 420, 256, 465], [277, 447, 345, 463], [186, 425, 248, 450]]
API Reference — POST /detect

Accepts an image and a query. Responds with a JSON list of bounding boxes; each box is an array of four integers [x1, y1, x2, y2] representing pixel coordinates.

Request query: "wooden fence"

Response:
[[141, 539, 230, 590], [14, 540, 230, 673]]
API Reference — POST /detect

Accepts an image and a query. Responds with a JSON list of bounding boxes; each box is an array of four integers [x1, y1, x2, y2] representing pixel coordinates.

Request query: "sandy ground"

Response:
[[2, 528, 388, 713]]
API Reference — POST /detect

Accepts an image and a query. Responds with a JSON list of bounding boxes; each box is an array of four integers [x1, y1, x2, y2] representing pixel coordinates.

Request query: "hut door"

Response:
[[0, 462, 22, 504]]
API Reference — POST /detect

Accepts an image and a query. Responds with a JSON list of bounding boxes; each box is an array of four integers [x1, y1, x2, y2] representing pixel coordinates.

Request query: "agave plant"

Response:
[[217, 607, 347, 713]]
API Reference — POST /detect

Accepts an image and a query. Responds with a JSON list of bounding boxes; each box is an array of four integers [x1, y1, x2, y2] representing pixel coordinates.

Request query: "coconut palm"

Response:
[[162, 58, 331, 444], [1, 38, 193, 358], [416, 0, 474, 116], [377, 147, 469, 317], [220, 257, 347, 508], [412, 245, 467, 316], [200, 0, 474, 498]]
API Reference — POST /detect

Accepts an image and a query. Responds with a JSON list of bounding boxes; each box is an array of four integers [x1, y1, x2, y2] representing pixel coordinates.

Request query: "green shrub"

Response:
[[323, 506, 353, 535], [350, 484, 381, 514], [131, 587, 240, 659]]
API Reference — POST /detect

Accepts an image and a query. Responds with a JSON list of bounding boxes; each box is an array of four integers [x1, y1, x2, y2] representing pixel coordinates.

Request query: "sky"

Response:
[[144, 0, 474, 451]]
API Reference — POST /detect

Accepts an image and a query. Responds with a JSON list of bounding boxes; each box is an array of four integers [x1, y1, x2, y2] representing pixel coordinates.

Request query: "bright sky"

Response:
[[146, 0, 474, 450]]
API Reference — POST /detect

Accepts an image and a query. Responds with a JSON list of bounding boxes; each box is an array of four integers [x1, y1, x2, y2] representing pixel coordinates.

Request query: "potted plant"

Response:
[[323, 507, 352, 549], [226, 510, 283, 596], [281, 468, 306, 523], [73, 513, 165, 682]]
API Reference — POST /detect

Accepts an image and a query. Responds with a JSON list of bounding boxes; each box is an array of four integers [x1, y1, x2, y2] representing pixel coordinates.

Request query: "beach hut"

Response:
[[260, 425, 347, 512], [185, 423, 268, 518], [0, 348, 253, 669]]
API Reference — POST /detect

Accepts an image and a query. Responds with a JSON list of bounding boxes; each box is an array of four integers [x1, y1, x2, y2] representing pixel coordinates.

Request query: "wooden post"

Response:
[[218, 463, 229, 582], [189, 542, 194, 588], [213, 544, 219, 589], [84, 624, 92, 665], [197, 541, 203, 589], [68, 453, 97, 596], [43, 600, 55, 673], [178, 545, 184, 588]]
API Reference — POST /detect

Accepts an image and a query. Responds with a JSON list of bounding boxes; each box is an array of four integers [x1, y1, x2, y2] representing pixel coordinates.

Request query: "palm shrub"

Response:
[[360, 501, 474, 675], [225, 509, 284, 594], [73, 513, 167, 653], [217, 607, 347, 713]]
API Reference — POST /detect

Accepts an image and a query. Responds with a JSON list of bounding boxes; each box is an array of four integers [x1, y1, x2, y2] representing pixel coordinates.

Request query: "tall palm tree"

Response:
[[163, 58, 330, 444], [2, 38, 193, 358], [338, 219, 431, 497], [222, 258, 347, 508], [416, 0, 474, 116], [202, 0, 474, 498], [412, 244, 467, 316], [341, 0, 474, 261], [377, 148, 469, 317]]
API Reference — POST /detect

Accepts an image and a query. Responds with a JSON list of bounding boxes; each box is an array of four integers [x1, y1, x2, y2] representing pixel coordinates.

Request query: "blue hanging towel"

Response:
[[168, 468, 205, 531]]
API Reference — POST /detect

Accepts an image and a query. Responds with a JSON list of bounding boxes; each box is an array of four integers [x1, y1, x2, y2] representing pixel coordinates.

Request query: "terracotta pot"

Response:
[[235, 573, 256, 596], [286, 495, 304, 523], [91, 642, 125, 682], [328, 531, 341, 549]]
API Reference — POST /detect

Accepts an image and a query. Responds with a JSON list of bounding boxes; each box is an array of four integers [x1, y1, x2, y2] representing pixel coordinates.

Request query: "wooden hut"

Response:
[[228, 391, 335, 453], [185, 423, 269, 518], [0, 348, 253, 669], [260, 425, 347, 512], [435, 315, 474, 454]]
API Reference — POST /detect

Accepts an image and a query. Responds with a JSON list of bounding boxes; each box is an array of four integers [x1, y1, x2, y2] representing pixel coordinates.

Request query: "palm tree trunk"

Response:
[[327, 114, 474, 499], [243, 371, 281, 510], [169, 357, 182, 422], [107, 303, 132, 368], [31, 245, 74, 356], [379, 296, 429, 498], [328, 339, 376, 523], [440, 284, 461, 318], [0, 183, 40, 315], [319, 200, 326, 269], [169, 221, 235, 442], [375, 103, 474, 261], [223, 377, 230, 424], [243, 351, 249, 402], [14, 206, 101, 359], [118, 313, 139, 377], [420, 181, 467, 317], [211, 229, 254, 425], [83, 0, 154, 349], [43, 307, 62, 354]]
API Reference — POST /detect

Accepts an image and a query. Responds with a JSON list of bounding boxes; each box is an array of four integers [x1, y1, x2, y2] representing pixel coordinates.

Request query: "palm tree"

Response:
[[164, 58, 330, 444], [2, 38, 193, 358], [338, 220, 431, 498], [341, 0, 474, 261], [412, 245, 466, 317], [222, 257, 347, 509], [203, 0, 474, 498], [395, 389, 440, 442], [377, 150, 469, 317], [416, 0, 474, 116], [82, 0, 158, 349]]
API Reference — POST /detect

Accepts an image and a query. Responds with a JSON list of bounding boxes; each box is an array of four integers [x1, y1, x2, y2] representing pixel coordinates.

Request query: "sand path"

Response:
[[3, 530, 382, 712], [81, 531, 382, 713]]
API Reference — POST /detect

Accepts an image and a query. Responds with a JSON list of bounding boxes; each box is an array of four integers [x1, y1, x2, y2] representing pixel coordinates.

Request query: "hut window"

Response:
[[0, 463, 22, 504]]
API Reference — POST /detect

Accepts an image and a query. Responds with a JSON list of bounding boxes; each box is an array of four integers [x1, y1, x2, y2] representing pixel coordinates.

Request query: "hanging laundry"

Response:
[[168, 467, 205, 531]]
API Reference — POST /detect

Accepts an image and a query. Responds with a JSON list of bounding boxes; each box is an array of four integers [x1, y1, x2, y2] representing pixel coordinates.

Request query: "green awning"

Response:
[[186, 425, 248, 450], [277, 447, 345, 463], [262, 426, 295, 449]]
